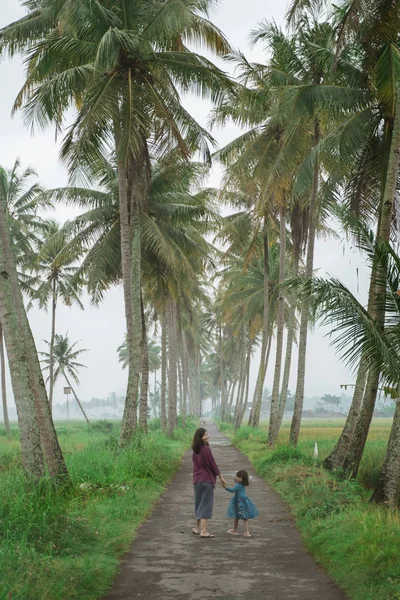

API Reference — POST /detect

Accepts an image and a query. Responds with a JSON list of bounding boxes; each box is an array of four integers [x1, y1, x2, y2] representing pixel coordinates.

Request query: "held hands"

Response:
[[219, 475, 227, 488]]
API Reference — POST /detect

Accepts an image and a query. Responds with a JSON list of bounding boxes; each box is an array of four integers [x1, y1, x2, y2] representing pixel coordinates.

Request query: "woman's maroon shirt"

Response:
[[192, 444, 220, 487]]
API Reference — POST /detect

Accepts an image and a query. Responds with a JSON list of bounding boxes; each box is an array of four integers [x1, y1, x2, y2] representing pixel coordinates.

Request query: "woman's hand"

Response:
[[219, 475, 227, 487]]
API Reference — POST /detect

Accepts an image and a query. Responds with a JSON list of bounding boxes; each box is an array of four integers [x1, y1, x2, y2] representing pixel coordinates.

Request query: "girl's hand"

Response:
[[219, 475, 227, 487]]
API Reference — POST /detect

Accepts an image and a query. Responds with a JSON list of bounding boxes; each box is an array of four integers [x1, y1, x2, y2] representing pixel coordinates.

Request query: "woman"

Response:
[[192, 428, 226, 538]]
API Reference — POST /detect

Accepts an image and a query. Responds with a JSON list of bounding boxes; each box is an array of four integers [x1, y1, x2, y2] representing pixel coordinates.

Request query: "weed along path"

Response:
[[103, 423, 346, 600]]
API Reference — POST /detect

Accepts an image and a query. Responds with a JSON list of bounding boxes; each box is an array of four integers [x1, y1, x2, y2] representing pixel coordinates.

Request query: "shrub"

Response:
[[89, 420, 114, 434]]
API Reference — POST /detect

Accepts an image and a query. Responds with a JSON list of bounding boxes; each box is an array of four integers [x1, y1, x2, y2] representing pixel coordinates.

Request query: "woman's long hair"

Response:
[[192, 428, 207, 454]]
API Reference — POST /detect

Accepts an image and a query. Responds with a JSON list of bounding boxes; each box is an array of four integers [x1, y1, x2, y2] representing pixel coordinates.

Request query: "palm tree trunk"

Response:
[[0, 323, 10, 435], [124, 173, 143, 442], [63, 373, 90, 423], [0, 268, 44, 478], [250, 226, 270, 427], [198, 352, 202, 417], [181, 332, 189, 424], [323, 359, 368, 470], [238, 339, 253, 428], [167, 299, 178, 435], [233, 357, 244, 425], [219, 327, 227, 421], [342, 95, 400, 475], [248, 330, 272, 426], [272, 254, 300, 442], [235, 336, 249, 429], [160, 311, 167, 433], [290, 120, 320, 446], [188, 361, 195, 415], [268, 205, 287, 445], [48, 281, 57, 411], [343, 368, 379, 478], [139, 295, 149, 432], [227, 376, 238, 421], [181, 352, 187, 427], [371, 394, 400, 505], [178, 352, 184, 420], [0, 187, 68, 480], [115, 131, 137, 445]]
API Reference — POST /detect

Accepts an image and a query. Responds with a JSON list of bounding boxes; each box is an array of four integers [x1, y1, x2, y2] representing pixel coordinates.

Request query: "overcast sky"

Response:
[[0, 0, 369, 407]]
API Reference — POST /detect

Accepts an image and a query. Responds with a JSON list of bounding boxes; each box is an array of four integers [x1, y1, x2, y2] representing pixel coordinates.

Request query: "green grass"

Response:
[[220, 418, 400, 600], [0, 419, 195, 600]]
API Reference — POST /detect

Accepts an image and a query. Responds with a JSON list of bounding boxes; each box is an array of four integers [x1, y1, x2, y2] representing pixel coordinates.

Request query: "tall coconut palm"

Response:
[[287, 0, 400, 461], [298, 229, 400, 505], [0, 166, 68, 480], [0, 210, 44, 476], [41, 333, 90, 423], [31, 221, 84, 411], [0, 0, 232, 446], [215, 220, 287, 426], [0, 158, 51, 434], [214, 19, 342, 431], [118, 337, 161, 372], [47, 154, 217, 433]]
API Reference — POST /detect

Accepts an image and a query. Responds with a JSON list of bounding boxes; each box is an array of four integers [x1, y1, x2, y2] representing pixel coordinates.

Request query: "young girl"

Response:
[[224, 470, 258, 537]]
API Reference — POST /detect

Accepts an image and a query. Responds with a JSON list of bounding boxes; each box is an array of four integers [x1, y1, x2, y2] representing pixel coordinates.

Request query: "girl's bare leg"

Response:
[[244, 520, 251, 536], [228, 519, 239, 534]]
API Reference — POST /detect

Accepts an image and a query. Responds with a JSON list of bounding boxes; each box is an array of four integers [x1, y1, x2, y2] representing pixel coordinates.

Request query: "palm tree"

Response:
[[299, 230, 400, 505], [269, 199, 307, 444], [0, 166, 68, 480], [214, 19, 342, 432], [118, 333, 161, 424], [118, 335, 160, 371], [0, 0, 232, 446], [148, 340, 161, 376], [214, 215, 287, 426], [41, 333, 90, 423], [0, 158, 51, 434], [0, 207, 44, 475], [286, 0, 400, 462], [32, 221, 84, 411], [48, 154, 217, 433]]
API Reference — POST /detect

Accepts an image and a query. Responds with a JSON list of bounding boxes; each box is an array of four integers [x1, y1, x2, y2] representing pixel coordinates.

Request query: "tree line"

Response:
[[1, 0, 400, 506]]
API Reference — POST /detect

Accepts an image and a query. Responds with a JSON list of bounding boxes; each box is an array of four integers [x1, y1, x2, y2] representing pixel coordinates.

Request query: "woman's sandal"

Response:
[[243, 533, 252, 537], [200, 533, 215, 538], [227, 529, 239, 535], [192, 528, 200, 535]]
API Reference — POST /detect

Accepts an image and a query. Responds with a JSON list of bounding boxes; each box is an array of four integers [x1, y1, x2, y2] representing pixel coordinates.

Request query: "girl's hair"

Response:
[[236, 470, 249, 486], [192, 428, 207, 454]]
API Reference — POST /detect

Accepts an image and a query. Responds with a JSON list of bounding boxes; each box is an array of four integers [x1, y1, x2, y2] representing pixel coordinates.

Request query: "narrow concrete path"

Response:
[[103, 423, 347, 599]]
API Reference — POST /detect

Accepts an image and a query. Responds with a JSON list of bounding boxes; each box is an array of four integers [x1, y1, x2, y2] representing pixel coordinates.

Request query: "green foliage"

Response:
[[89, 420, 114, 434], [216, 421, 231, 432], [41, 333, 88, 387], [0, 421, 193, 600], [224, 419, 400, 600], [262, 444, 308, 464]]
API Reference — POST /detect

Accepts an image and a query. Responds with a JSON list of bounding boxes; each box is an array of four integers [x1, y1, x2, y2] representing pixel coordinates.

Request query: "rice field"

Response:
[[258, 417, 392, 489]]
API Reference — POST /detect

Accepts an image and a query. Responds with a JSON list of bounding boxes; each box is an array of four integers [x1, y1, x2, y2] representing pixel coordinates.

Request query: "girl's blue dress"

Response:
[[226, 483, 259, 520]]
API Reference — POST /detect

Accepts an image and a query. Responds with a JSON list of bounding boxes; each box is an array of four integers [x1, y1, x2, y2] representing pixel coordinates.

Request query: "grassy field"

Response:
[[219, 418, 400, 600], [0, 419, 195, 600], [262, 417, 392, 489]]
